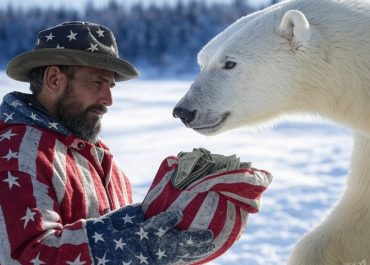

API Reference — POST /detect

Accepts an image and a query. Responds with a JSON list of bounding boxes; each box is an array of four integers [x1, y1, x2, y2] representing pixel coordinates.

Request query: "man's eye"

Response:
[[223, 61, 237, 70], [94, 81, 103, 86]]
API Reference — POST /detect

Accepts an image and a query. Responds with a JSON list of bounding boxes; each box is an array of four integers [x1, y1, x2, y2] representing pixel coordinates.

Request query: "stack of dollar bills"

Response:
[[172, 147, 252, 190]]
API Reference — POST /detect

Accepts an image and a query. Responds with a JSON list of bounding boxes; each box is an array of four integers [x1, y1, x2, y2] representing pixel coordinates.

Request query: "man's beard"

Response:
[[56, 82, 107, 143]]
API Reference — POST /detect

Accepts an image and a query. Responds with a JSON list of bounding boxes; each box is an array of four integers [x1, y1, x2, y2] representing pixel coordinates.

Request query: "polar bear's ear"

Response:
[[279, 10, 311, 49]]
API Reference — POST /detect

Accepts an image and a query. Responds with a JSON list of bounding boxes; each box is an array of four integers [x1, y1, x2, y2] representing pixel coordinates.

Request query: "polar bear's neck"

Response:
[[295, 63, 370, 137], [343, 132, 370, 201]]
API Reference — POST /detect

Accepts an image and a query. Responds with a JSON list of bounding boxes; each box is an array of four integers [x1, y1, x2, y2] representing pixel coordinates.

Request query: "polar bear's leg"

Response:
[[288, 182, 370, 265], [287, 224, 339, 265]]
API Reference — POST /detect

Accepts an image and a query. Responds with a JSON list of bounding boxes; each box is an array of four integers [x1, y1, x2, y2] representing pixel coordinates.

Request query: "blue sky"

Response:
[[0, 0, 271, 10]]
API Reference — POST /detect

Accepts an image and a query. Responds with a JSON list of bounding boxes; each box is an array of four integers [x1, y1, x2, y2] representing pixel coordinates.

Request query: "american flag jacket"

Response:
[[0, 92, 137, 265]]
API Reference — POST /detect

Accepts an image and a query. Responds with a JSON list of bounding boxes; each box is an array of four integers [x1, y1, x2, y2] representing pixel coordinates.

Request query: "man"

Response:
[[0, 21, 214, 265]]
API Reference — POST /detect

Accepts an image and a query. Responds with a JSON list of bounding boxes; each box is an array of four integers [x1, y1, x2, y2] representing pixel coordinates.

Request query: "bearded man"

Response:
[[0, 21, 214, 265]]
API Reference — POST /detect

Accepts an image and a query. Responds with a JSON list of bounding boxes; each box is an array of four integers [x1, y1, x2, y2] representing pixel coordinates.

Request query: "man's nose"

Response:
[[99, 86, 113, 106]]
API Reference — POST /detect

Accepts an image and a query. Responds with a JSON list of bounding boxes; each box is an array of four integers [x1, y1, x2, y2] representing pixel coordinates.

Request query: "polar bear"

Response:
[[172, 0, 370, 264]]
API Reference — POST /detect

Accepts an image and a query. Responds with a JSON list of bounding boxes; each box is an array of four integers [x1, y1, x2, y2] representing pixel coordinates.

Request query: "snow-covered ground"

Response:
[[0, 73, 352, 264]]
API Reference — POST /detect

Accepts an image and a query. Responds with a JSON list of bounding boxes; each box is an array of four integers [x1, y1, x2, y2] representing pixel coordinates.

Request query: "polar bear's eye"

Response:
[[223, 61, 237, 70]]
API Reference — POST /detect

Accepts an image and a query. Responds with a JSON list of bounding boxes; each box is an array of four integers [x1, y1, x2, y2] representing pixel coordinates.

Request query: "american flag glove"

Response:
[[86, 203, 215, 265], [143, 156, 273, 264]]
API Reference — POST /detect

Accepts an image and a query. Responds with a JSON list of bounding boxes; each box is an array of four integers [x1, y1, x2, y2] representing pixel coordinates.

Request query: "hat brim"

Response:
[[6, 48, 140, 82]]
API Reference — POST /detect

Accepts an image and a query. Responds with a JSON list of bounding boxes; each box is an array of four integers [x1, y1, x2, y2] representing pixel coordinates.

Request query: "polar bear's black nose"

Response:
[[172, 107, 197, 123]]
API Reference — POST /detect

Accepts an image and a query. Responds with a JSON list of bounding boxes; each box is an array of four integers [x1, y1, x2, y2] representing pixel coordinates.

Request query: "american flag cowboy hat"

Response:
[[6, 21, 139, 82]]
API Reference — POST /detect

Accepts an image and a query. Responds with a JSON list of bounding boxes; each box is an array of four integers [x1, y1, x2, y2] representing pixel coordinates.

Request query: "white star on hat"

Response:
[[96, 28, 105, 37], [45, 32, 55, 41], [67, 30, 78, 41], [87, 43, 99, 52]]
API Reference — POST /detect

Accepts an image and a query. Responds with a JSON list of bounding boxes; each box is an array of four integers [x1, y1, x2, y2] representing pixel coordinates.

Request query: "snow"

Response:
[[0, 72, 352, 264]]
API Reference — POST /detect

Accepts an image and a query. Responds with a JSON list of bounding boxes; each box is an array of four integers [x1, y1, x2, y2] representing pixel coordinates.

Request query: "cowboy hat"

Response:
[[6, 21, 139, 82]]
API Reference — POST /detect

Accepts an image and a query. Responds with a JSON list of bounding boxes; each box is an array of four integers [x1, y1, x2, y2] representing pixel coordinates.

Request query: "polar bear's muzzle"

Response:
[[173, 106, 231, 134], [192, 111, 231, 133]]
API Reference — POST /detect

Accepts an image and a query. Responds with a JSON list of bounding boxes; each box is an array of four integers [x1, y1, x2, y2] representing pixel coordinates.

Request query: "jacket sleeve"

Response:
[[0, 169, 95, 264], [0, 169, 145, 265]]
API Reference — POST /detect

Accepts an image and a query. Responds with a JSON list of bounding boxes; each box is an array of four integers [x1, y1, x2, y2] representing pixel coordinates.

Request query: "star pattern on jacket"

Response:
[[2, 149, 18, 161], [122, 213, 135, 224], [96, 253, 110, 265], [30, 253, 45, 265], [3, 172, 21, 190], [155, 249, 167, 260], [92, 232, 105, 243], [10, 100, 22, 108], [21, 207, 36, 229], [4, 112, 14, 122], [135, 253, 149, 264], [135, 227, 149, 241], [0, 92, 72, 136], [30, 112, 39, 121], [66, 254, 87, 265], [48, 122, 59, 129], [0, 129, 17, 141], [113, 237, 126, 250], [154, 227, 167, 237]]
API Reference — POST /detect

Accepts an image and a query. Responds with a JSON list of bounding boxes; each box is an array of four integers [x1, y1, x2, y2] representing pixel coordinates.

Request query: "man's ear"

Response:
[[43, 66, 67, 95], [279, 10, 311, 49]]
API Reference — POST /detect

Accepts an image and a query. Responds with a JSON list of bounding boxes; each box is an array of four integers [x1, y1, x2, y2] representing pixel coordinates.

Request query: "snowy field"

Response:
[[0, 72, 352, 264]]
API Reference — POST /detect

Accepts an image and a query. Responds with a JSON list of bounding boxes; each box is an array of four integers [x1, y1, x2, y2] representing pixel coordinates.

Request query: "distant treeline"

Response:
[[0, 0, 276, 77]]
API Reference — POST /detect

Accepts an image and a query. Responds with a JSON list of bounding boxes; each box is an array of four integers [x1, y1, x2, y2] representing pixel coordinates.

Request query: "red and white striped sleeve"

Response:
[[0, 124, 134, 265]]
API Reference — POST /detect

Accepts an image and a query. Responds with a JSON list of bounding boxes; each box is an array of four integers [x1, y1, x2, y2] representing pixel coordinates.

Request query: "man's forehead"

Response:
[[75, 66, 115, 79]]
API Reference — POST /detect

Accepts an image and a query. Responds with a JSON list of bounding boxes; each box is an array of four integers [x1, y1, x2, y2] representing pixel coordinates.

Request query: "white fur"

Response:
[[174, 0, 370, 264]]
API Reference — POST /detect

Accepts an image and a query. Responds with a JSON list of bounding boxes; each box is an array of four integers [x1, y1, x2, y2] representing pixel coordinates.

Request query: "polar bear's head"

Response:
[[173, 5, 328, 135]]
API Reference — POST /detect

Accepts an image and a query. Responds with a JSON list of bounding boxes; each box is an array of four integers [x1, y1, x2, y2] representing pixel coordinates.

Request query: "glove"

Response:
[[86, 203, 215, 265], [143, 149, 273, 264]]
